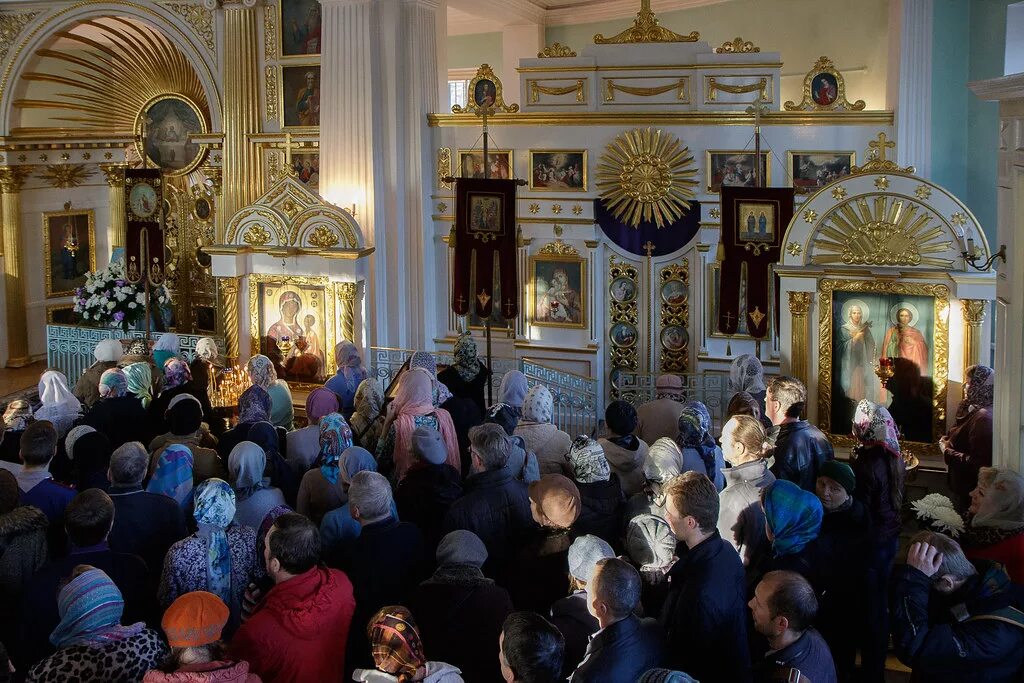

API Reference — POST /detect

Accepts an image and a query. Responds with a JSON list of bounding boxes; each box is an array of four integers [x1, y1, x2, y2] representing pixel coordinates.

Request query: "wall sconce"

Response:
[[954, 224, 1006, 271]]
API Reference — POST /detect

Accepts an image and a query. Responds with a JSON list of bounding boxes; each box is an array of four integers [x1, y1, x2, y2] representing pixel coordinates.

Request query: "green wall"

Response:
[[448, 32, 502, 74], [931, 0, 970, 200]]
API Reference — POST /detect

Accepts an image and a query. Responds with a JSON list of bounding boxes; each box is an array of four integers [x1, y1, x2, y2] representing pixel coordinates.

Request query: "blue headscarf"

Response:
[[763, 479, 823, 557], [146, 444, 194, 509], [49, 568, 144, 650], [193, 479, 236, 607], [318, 413, 354, 485]]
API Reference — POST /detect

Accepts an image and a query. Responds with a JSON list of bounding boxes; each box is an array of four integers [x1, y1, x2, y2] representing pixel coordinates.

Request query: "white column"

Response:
[[501, 23, 544, 105], [891, 0, 933, 175]]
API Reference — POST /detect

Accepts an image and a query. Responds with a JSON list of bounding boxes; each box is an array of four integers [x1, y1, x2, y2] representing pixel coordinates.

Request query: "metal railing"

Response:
[[615, 370, 731, 434]]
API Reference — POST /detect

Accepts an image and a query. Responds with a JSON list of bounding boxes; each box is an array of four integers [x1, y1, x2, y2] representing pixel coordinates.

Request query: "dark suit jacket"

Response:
[[569, 614, 664, 682]]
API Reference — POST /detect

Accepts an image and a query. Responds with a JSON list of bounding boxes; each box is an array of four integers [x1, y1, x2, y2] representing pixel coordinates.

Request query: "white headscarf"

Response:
[[93, 339, 123, 364], [195, 338, 219, 363], [34, 370, 82, 421], [154, 333, 180, 353], [644, 437, 684, 484]]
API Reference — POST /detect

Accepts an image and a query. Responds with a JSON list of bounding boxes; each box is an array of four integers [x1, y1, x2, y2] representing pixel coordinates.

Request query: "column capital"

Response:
[[788, 291, 812, 315], [205, 0, 259, 9], [0, 166, 31, 193], [962, 299, 988, 325], [99, 163, 126, 188]]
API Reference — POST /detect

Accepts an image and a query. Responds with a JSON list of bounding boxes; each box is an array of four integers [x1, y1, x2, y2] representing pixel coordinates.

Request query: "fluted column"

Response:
[[0, 166, 33, 367], [961, 299, 988, 372], [788, 291, 812, 387], [221, 1, 261, 237], [100, 163, 127, 254], [892, 0, 933, 175]]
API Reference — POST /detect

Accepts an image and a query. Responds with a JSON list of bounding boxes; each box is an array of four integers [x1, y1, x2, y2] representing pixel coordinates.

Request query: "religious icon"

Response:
[[468, 194, 503, 234], [129, 182, 159, 220], [136, 96, 205, 175], [193, 197, 212, 221], [459, 150, 513, 180], [787, 152, 855, 193], [43, 209, 96, 298], [280, 0, 322, 56], [660, 325, 688, 351], [255, 278, 331, 384], [838, 298, 880, 404], [474, 79, 497, 108], [529, 150, 587, 191], [282, 66, 321, 128], [811, 72, 839, 107], [882, 303, 929, 376], [609, 322, 638, 348], [291, 153, 320, 191], [610, 277, 637, 303], [466, 270, 511, 330], [706, 151, 771, 193], [531, 256, 586, 328], [660, 279, 687, 306], [737, 201, 775, 242]]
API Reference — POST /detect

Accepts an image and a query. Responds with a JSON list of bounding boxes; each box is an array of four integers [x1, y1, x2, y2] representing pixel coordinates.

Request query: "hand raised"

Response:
[[907, 541, 944, 577]]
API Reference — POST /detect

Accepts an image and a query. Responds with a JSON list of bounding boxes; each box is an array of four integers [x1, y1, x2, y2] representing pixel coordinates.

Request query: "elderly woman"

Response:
[[246, 354, 294, 430], [514, 385, 572, 476], [26, 566, 167, 682], [728, 354, 770, 427], [353, 605, 466, 683], [148, 357, 196, 428], [394, 427, 463, 547], [1, 399, 33, 464], [228, 441, 287, 529], [34, 370, 82, 440], [597, 401, 649, 497], [325, 341, 368, 420], [150, 394, 225, 485], [153, 333, 181, 373], [351, 378, 385, 451], [942, 364, 995, 509], [411, 351, 480, 475], [218, 385, 275, 459], [296, 413, 352, 524], [568, 436, 623, 548], [677, 401, 726, 491], [159, 479, 259, 636], [189, 338, 225, 437], [124, 361, 155, 410], [286, 387, 339, 474], [147, 444, 195, 511], [74, 339, 123, 409], [437, 334, 491, 414], [80, 367, 156, 449], [496, 370, 529, 418], [377, 369, 460, 483], [963, 467, 1024, 583]]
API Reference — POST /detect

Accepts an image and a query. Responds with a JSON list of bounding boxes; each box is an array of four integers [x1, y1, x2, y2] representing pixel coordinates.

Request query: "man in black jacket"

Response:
[[766, 376, 833, 492], [660, 472, 752, 682]]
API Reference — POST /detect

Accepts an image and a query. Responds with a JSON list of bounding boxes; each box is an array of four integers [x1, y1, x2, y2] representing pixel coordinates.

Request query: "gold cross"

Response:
[[723, 311, 735, 327], [643, 241, 655, 257], [745, 93, 769, 127], [868, 132, 895, 164], [503, 298, 515, 316]]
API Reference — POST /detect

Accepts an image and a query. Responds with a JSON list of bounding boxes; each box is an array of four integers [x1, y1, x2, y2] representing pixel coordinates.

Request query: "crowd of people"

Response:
[[0, 337, 1022, 682]]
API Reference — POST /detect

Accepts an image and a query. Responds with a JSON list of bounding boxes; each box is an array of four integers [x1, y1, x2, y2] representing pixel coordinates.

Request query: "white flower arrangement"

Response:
[[72, 259, 172, 331], [910, 493, 965, 538]]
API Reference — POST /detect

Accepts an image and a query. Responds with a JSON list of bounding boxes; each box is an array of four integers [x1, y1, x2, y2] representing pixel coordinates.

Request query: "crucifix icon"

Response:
[[503, 297, 515, 316], [282, 132, 300, 177], [868, 132, 895, 163], [643, 241, 655, 258]]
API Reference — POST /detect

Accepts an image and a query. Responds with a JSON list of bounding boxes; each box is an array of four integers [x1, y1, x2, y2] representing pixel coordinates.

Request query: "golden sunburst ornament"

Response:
[[596, 127, 698, 229]]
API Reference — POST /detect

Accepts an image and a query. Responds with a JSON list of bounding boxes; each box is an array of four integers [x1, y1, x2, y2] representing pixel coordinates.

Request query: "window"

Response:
[[447, 68, 478, 109]]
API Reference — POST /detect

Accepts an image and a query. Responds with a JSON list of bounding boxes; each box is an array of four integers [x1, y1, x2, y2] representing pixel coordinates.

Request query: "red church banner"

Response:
[[452, 177, 519, 320]]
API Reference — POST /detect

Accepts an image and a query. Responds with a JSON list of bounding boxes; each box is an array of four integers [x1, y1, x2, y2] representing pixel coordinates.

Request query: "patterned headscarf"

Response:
[[964, 365, 995, 411], [229, 441, 270, 500], [852, 400, 901, 458], [453, 334, 482, 382], [65, 425, 97, 461], [3, 399, 33, 431], [195, 337, 219, 363], [644, 438, 684, 484], [123, 362, 153, 408], [367, 606, 427, 682], [99, 368, 128, 398], [49, 568, 144, 650], [319, 413, 354, 485], [382, 369, 461, 479], [410, 351, 453, 406], [972, 468, 1024, 530], [147, 444, 195, 508], [763, 480, 823, 558], [246, 355, 276, 390], [498, 371, 529, 411], [238, 385, 272, 424], [126, 339, 150, 357], [676, 403, 718, 480], [35, 370, 82, 420], [163, 357, 192, 391], [522, 385, 554, 424], [569, 435, 610, 483], [193, 479, 236, 607], [354, 379, 385, 420], [93, 339, 124, 364], [728, 354, 766, 394], [306, 388, 340, 423]]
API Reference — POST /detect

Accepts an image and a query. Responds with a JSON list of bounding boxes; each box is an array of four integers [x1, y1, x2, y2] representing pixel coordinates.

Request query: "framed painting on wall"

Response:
[[528, 150, 587, 191], [42, 208, 96, 299], [459, 150, 513, 180], [787, 151, 855, 194], [530, 254, 587, 329], [705, 151, 771, 194], [279, 0, 322, 57], [281, 65, 321, 129]]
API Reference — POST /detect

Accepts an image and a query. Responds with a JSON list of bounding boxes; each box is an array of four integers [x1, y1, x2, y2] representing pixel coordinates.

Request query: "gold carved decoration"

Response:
[[166, 3, 216, 53], [552, 204, 562, 215], [308, 225, 340, 249], [265, 65, 279, 121], [788, 292, 812, 386], [596, 127, 698, 229], [817, 279, 949, 454], [0, 11, 39, 65], [538, 239, 580, 257], [961, 299, 987, 371], [451, 64, 519, 114], [263, 2, 277, 60], [219, 276, 240, 362], [706, 77, 767, 102], [100, 163, 126, 188], [831, 186, 847, 200], [874, 177, 889, 190], [783, 56, 865, 112], [529, 80, 586, 104], [658, 262, 689, 373], [715, 37, 761, 54], [786, 242, 802, 257], [594, 0, 699, 44], [242, 224, 273, 246], [605, 78, 688, 102], [437, 148, 452, 190], [538, 43, 576, 58], [915, 185, 932, 200], [37, 164, 92, 188], [572, 205, 583, 215], [810, 195, 954, 268], [608, 255, 640, 377], [337, 282, 358, 345], [529, 203, 540, 214], [0, 166, 31, 193]]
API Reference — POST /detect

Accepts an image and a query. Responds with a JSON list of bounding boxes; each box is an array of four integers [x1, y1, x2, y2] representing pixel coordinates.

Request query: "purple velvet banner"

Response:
[[594, 198, 701, 257]]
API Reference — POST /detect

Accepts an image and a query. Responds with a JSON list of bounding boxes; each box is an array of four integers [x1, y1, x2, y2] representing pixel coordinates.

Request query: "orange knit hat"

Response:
[[161, 591, 229, 648]]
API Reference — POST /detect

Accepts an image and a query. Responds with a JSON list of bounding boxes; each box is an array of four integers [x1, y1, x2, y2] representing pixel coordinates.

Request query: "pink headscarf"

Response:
[[384, 368, 460, 480]]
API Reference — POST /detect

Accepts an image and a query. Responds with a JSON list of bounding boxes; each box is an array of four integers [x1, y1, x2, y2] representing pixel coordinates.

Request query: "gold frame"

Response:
[[277, 0, 322, 60], [705, 150, 771, 194], [192, 195, 214, 223], [786, 150, 856, 194], [42, 208, 97, 299], [707, 261, 774, 341], [457, 149, 515, 180], [784, 56, 866, 112], [248, 273, 337, 388], [608, 255, 640, 374], [451, 64, 520, 114], [529, 252, 588, 329], [279, 63, 321, 131], [133, 93, 209, 177], [528, 149, 588, 192], [817, 278, 949, 456], [45, 302, 76, 324]]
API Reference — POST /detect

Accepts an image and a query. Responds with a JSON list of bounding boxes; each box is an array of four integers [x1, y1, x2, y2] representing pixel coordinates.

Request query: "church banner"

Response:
[[594, 198, 701, 258], [717, 187, 794, 339], [124, 168, 166, 285], [452, 177, 519, 320]]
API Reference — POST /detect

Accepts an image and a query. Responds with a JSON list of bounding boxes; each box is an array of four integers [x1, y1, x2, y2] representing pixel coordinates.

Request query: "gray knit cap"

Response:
[[566, 534, 614, 583], [436, 530, 488, 568], [412, 426, 448, 465], [626, 514, 677, 570]]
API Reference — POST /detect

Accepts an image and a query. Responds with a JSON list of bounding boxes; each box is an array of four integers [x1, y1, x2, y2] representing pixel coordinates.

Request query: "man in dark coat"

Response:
[[569, 558, 664, 681], [443, 424, 534, 574], [409, 530, 513, 682], [660, 472, 752, 682], [766, 376, 833, 492], [106, 441, 187, 574], [550, 535, 614, 678], [890, 532, 1024, 683], [394, 427, 463, 549]]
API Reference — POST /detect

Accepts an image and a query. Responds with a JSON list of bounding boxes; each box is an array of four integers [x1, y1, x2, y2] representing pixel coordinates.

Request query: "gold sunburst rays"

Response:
[[13, 16, 208, 133], [811, 195, 954, 268], [596, 127, 698, 229]]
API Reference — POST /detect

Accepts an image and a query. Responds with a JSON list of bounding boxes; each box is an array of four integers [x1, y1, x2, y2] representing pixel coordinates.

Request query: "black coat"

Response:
[[569, 614, 664, 683], [753, 627, 837, 683], [575, 475, 625, 550], [770, 421, 834, 492], [107, 484, 187, 578], [0, 429, 22, 466], [660, 531, 752, 683], [80, 396, 159, 450], [851, 444, 903, 543], [504, 527, 573, 614], [439, 395, 483, 477], [443, 466, 534, 573], [550, 591, 599, 678], [437, 365, 491, 416], [394, 463, 463, 548], [409, 565, 513, 683]]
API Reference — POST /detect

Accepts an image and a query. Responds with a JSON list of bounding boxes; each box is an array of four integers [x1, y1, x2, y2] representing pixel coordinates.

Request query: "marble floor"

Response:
[[0, 361, 46, 401]]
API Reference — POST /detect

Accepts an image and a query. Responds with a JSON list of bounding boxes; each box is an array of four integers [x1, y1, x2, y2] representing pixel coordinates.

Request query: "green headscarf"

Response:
[[123, 362, 153, 408]]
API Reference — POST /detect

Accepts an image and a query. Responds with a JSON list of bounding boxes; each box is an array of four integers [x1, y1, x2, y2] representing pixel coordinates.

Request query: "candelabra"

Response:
[[874, 356, 894, 384], [210, 365, 250, 409]]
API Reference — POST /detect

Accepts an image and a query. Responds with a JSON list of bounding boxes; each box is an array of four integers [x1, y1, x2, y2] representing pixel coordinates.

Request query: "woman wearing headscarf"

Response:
[[124, 361, 155, 409], [942, 364, 994, 509], [623, 436, 684, 522], [160, 479, 259, 636], [350, 379, 385, 451], [80, 367, 156, 449], [148, 357, 195, 427], [1, 399, 33, 464], [320, 447, 387, 555], [248, 420, 297, 505], [514, 385, 572, 476], [67, 429, 113, 493], [963, 467, 1024, 583], [568, 436, 623, 548], [353, 605, 465, 683], [436, 334, 491, 414], [325, 341, 369, 420], [675, 402, 726, 491], [73, 339, 123, 409], [287, 387, 340, 474], [483, 404, 540, 484], [218, 386, 273, 459], [296, 413, 352, 524], [147, 444, 195, 510], [26, 566, 167, 682], [377, 369, 460, 483], [153, 332, 181, 373], [0, 469, 48, 636], [189, 338, 225, 438], [394, 427, 463, 548], [228, 442, 286, 529], [150, 394, 226, 485], [496, 370, 528, 418], [728, 354, 769, 428], [625, 514, 677, 618], [759, 480, 833, 602], [597, 400, 649, 497], [410, 351, 480, 476], [246, 355, 294, 430], [34, 370, 82, 440]]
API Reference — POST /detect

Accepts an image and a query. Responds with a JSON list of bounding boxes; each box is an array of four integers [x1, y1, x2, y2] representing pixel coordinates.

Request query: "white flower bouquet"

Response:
[[72, 259, 171, 331], [910, 493, 965, 538]]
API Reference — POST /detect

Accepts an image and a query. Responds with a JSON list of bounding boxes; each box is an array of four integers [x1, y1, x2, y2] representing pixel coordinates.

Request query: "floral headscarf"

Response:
[[569, 435, 610, 483], [238, 385, 271, 424], [318, 413, 354, 485], [410, 351, 453, 406], [354, 378, 384, 420], [49, 568, 144, 650], [763, 480, 823, 557], [35, 370, 82, 420], [367, 605, 427, 682], [676, 403, 718, 481], [99, 368, 128, 398], [246, 355, 276, 390], [381, 368, 461, 480], [3, 399, 33, 431], [163, 357, 193, 391], [453, 334, 482, 382], [123, 362, 153, 407], [126, 339, 150, 357], [306, 388, 340, 424], [964, 365, 995, 411], [229, 441, 270, 500], [193, 479, 236, 607], [728, 354, 766, 394], [498, 371, 529, 411], [147, 444, 194, 508], [852, 400, 901, 458], [195, 337, 220, 364], [523, 385, 554, 424]]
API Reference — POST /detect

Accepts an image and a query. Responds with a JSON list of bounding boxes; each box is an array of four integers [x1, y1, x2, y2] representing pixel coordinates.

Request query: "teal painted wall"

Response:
[[448, 32, 502, 74], [931, 0, 970, 200]]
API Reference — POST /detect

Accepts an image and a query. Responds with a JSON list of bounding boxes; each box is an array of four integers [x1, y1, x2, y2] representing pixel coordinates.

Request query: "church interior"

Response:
[[1, 0, 1024, 680]]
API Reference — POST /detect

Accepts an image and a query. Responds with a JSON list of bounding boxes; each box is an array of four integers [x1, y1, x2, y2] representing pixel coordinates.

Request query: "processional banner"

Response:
[[452, 177, 519, 320], [124, 168, 166, 285]]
